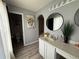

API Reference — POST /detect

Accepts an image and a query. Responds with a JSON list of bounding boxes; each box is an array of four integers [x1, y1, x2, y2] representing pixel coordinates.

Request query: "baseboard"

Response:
[[24, 39, 39, 46]]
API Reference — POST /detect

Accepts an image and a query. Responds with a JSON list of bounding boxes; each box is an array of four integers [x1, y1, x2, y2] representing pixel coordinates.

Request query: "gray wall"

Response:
[[36, 0, 79, 42], [7, 4, 38, 45]]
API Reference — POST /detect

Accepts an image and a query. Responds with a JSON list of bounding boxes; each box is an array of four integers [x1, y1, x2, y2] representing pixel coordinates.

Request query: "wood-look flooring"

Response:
[[14, 42, 43, 59]]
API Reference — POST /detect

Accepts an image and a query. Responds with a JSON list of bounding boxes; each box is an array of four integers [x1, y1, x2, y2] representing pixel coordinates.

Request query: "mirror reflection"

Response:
[[46, 13, 64, 31]]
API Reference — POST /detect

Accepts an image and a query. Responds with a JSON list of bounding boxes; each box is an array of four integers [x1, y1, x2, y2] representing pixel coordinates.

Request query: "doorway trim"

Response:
[[9, 11, 25, 46]]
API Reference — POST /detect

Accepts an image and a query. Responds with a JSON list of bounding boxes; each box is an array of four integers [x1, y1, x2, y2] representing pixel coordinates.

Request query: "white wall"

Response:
[[36, 0, 79, 42], [7, 4, 38, 45]]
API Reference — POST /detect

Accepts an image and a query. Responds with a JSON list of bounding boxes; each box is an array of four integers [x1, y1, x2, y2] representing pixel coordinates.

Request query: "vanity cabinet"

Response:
[[45, 41, 56, 59], [39, 37, 79, 59], [39, 38, 56, 59], [39, 39, 45, 58]]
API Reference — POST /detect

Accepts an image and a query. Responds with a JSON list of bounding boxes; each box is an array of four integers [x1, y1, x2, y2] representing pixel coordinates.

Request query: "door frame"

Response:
[[9, 11, 25, 46]]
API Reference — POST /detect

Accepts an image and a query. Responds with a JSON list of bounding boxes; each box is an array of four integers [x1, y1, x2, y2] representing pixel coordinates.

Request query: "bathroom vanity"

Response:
[[39, 37, 79, 59]]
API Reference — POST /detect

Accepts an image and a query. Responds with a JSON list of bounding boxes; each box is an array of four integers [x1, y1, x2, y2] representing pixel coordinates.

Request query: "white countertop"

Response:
[[40, 37, 79, 59]]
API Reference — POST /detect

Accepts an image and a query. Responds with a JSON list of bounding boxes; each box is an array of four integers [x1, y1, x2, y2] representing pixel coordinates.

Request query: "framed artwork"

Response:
[[26, 15, 35, 28]]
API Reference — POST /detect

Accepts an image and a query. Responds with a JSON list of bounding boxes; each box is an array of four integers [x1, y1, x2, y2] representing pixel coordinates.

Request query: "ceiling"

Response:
[[6, 0, 53, 12]]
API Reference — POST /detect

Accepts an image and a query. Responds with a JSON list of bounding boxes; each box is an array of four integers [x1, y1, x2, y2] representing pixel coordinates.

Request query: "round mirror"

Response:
[[46, 13, 64, 31], [74, 8, 79, 26]]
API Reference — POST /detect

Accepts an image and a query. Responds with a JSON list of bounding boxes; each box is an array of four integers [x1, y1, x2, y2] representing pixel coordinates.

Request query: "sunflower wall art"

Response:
[[26, 15, 35, 28]]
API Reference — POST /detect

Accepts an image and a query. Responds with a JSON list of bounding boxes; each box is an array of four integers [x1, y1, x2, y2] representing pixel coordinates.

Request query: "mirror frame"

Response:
[[74, 8, 79, 26], [46, 13, 64, 31]]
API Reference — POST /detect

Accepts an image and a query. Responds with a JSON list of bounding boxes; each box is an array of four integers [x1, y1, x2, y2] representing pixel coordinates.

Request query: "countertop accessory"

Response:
[[62, 22, 74, 43]]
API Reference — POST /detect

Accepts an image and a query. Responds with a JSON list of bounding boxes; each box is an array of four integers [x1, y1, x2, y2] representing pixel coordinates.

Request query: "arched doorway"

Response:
[[38, 15, 44, 36]]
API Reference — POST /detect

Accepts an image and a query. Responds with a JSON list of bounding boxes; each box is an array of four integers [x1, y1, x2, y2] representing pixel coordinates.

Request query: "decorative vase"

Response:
[[64, 36, 69, 43]]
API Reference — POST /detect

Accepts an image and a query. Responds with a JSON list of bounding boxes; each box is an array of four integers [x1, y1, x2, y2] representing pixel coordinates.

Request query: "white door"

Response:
[[0, 1, 13, 59], [0, 30, 6, 59], [39, 38, 45, 58], [45, 41, 56, 59], [0, 9, 10, 59]]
